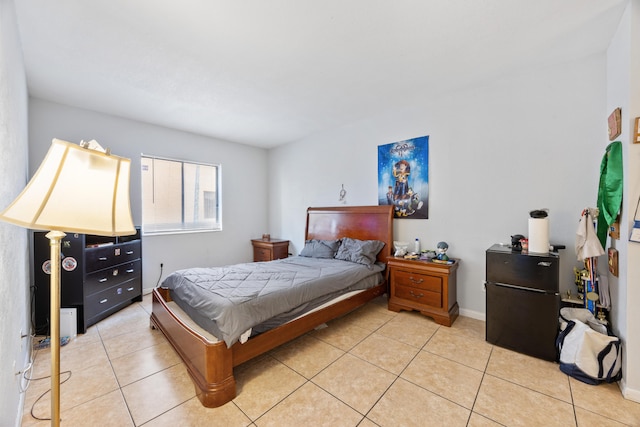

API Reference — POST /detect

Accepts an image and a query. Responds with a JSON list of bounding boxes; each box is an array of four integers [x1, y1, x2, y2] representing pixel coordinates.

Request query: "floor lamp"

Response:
[[0, 138, 135, 427]]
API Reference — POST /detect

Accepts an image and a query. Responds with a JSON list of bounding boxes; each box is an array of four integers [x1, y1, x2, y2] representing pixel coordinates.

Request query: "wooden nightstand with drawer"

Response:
[[387, 256, 459, 326], [251, 239, 289, 262]]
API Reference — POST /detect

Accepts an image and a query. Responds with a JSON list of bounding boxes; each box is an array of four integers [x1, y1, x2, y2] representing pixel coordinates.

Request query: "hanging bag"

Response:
[[556, 307, 622, 385]]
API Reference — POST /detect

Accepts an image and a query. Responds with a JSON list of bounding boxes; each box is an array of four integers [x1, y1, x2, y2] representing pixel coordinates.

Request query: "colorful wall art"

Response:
[[378, 135, 429, 219]]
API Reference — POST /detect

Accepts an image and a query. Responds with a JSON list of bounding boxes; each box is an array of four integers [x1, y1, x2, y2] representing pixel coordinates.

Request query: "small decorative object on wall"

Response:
[[634, 117, 640, 144], [378, 135, 429, 219], [630, 196, 640, 243], [608, 247, 618, 276], [338, 184, 347, 204], [609, 213, 620, 240], [607, 107, 621, 141]]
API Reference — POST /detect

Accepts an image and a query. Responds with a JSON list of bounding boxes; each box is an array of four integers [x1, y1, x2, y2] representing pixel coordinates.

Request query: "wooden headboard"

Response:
[[305, 205, 394, 263]]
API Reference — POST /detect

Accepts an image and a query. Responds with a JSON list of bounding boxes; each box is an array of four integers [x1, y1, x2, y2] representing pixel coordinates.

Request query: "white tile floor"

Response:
[[21, 294, 640, 426]]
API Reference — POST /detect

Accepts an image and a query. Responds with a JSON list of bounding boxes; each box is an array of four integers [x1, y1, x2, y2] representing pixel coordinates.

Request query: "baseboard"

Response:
[[620, 378, 640, 403], [459, 307, 485, 322]]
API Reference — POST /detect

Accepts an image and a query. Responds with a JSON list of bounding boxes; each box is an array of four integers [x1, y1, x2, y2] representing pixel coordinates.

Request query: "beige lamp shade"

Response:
[[0, 138, 135, 236]]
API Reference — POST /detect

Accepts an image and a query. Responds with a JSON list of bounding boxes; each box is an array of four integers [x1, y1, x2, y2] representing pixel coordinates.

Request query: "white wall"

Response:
[[626, 0, 640, 402], [269, 55, 607, 320], [0, 0, 31, 425], [607, 0, 640, 402], [28, 99, 269, 291]]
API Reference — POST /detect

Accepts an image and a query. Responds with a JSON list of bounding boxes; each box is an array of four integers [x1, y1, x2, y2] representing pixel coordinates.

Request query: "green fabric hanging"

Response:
[[596, 141, 623, 248]]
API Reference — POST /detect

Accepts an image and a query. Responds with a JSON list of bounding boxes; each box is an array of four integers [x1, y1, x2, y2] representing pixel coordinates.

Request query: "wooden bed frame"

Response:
[[150, 205, 394, 407]]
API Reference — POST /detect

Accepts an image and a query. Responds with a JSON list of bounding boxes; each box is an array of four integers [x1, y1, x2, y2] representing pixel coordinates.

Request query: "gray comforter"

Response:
[[164, 256, 384, 347]]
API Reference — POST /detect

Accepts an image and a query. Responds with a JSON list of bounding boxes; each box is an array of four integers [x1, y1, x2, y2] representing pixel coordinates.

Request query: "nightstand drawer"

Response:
[[392, 269, 442, 293], [394, 285, 442, 308], [254, 247, 271, 262]]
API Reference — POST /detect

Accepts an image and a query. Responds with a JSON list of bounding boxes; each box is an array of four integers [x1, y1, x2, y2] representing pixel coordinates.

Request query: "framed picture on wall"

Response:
[[378, 135, 429, 219], [608, 108, 621, 141]]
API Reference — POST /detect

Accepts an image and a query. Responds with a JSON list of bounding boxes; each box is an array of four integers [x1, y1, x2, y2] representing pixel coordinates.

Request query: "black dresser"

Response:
[[33, 229, 142, 335]]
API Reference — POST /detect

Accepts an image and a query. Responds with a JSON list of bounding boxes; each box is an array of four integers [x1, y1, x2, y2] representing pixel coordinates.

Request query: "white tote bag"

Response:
[[556, 308, 622, 384]]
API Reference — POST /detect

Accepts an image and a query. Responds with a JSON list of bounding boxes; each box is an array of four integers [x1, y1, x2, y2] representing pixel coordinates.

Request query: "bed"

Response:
[[150, 205, 394, 407]]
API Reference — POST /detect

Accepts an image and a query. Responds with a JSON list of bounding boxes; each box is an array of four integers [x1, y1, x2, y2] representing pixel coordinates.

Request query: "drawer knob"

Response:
[[99, 298, 108, 304], [409, 290, 424, 299], [127, 287, 135, 292], [409, 276, 424, 284], [126, 251, 134, 255], [99, 278, 108, 283], [99, 257, 108, 261], [126, 269, 134, 273]]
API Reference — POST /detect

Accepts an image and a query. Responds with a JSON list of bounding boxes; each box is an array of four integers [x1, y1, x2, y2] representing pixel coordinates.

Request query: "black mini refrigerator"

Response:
[[486, 244, 560, 361]]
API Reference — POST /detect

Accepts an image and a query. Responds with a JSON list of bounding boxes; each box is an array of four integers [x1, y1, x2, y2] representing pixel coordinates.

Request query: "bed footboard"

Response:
[[150, 288, 236, 407], [151, 282, 387, 408]]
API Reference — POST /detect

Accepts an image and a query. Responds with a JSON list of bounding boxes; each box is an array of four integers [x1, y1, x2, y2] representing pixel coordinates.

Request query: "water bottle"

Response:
[[414, 238, 420, 253]]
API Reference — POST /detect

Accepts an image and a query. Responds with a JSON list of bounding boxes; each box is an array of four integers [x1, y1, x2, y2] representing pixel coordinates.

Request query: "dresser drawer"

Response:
[[394, 284, 442, 308], [392, 269, 442, 293], [85, 277, 141, 320], [85, 241, 142, 271], [84, 259, 141, 296]]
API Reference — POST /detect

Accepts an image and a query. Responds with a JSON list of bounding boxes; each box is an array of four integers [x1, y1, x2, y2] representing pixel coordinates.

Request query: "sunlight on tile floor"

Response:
[[21, 294, 640, 426]]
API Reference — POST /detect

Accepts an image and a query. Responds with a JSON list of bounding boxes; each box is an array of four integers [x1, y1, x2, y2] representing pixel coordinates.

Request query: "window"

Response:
[[141, 155, 221, 235]]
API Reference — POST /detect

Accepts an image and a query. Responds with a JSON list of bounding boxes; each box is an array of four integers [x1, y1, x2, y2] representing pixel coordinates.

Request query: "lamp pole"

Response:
[[47, 231, 65, 427]]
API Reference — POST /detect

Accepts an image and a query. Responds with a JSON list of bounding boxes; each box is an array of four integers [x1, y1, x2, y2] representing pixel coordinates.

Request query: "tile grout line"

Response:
[[96, 316, 137, 426], [254, 306, 398, 425]]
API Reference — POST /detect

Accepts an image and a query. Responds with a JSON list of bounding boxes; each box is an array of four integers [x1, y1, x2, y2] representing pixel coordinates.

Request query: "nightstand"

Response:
[[387, 256, 459, 326], [251, 239, 289, 262]]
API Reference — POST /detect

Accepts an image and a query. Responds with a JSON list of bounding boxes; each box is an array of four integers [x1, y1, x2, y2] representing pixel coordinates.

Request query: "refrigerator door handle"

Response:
[[488, 281, 549, 294]]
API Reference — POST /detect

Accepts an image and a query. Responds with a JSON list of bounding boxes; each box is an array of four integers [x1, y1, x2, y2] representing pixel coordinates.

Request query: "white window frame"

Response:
[[141, 154, 222, 236]]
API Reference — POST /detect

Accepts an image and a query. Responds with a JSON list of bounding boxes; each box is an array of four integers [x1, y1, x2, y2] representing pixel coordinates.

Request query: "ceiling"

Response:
[[14, 1, 627, 148]]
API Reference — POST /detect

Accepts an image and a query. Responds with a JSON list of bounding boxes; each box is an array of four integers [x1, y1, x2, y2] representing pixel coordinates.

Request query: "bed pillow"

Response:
[[334, 237, 385, 266], [299, 239, 341, 258]]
